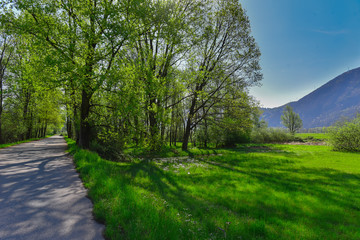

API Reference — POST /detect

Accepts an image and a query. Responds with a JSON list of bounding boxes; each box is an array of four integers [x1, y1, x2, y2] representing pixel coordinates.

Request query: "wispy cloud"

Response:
[[312, 29, 348, 35]]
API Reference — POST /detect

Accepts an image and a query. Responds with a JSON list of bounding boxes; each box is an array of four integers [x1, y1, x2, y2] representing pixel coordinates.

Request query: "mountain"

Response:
[[262, 67, 360, 128]]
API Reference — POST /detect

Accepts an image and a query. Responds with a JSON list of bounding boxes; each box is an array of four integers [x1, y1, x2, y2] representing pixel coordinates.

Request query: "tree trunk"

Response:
[[182, 93, 198, 150], [182, 117, 192, 150], [73, 100, 80, 143], [79, 87, 92, 149], [26, 112, 33, 139], [148, 97, 160, 151], [22, 94, 29, 140], [174, 124, 178, 147], [78, 4, 97, 149], [67, 116, 72, 138], [44, 125, 47, 137], [204, 117, 208, 148]]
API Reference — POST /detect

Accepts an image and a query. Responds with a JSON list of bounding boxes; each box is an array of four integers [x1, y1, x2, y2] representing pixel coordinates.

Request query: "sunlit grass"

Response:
[[66, 138, 360, 240], [123, 142, 226, 158]]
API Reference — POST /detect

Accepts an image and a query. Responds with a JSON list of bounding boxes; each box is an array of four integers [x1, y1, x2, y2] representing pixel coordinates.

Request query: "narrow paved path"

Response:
[[0, 136, 104, 240]]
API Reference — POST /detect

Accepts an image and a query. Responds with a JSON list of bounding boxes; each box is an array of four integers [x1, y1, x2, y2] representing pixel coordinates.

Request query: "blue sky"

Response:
[[242, 0, 360, 108]]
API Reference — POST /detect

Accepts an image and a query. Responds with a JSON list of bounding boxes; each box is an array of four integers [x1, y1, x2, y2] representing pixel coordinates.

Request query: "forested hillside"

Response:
[[262, 67, 360, 128], [0, 0, 262, 152]]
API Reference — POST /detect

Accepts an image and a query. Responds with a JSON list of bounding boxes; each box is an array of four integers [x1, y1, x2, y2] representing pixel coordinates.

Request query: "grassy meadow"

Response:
[[66, 137, 360, 240]]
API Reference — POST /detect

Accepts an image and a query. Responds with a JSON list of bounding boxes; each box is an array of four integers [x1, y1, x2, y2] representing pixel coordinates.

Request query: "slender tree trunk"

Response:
[[174, 124, 178, 147], [73, 99, 80, 143], [67, 115, 72, 138], [26, 111, 33, 139], [160, 123, 165, 143], [43, 121, 48, 137], [148, 97, 160, 150], [182, 117, 192, 151], [182, 93, 198, 150], [23, 92, 31, 140], [193, 123, 197, 147], [134, 115, 139, 146], [35, 127, 39, 138], [204, 117, 208, 148]]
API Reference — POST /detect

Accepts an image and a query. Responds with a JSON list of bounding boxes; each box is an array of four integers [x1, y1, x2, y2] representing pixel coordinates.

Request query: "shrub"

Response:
[[90, 139, 129, 162], [329, 116, 360, 152], [251, 128, 294, 143]]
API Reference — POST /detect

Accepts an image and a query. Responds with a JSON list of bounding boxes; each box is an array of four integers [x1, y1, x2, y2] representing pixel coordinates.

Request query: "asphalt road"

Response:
[[0, 136, 104, 240]]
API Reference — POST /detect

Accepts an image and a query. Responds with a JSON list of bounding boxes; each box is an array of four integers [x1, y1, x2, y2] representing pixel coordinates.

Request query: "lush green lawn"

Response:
[[66, 138, 360, 240]]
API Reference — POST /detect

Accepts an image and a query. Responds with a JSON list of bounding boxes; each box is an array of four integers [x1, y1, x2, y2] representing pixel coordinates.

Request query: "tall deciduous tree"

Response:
[[0, 0, 263, 154], [1, 0, 145, 148], [0, 32, 14, 143], [127, 0, 204, 150], [281, 105, 302, 134], [181, 0, 262, 150]]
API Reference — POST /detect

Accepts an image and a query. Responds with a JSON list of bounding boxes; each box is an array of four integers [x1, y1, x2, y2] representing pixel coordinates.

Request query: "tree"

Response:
[[0, 0, 263, 155], [125, 0, 204, 150], [0, 31, 15, 143], [329, 115, 360, 152], [181, 0, 262, 150], [281, 105, 302, 134], [1, 0, 144, 148], [2, 35, 64, 141], [195, 91, 258, 147]]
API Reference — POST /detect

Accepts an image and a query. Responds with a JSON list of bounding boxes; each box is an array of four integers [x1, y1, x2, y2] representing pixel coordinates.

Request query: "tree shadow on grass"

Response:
[[197, 156, 360, 232], [90, 153, 360, 240], [93, 159, 233, 239]]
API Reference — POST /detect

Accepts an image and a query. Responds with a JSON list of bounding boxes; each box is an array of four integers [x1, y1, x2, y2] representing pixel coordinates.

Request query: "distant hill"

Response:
[[262, 67, 360, 128]]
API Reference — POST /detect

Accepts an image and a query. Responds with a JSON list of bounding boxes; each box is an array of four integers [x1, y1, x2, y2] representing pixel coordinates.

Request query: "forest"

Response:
[[0, 0, 262, 154]]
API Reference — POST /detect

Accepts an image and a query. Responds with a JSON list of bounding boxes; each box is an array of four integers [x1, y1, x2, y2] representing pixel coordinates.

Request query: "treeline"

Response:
[[0, 0, 262, 152], [0, 32, 63, 144]]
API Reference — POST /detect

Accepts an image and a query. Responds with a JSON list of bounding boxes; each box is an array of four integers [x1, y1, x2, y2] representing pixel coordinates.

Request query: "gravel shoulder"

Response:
[[0, 136, 104, 240]]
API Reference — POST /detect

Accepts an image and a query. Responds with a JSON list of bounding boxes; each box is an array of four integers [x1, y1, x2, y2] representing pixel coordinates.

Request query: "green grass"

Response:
[[66, 138, 360, 240], [0, 136, 52, 149], [123, 142, 225, 158]]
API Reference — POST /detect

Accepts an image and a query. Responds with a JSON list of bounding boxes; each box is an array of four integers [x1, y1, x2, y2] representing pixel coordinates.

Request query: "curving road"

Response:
[[0, 136, 104, 240]]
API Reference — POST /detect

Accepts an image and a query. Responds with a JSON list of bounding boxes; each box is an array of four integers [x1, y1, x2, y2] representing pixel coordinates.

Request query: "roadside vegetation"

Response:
[[66, 137, 360, 240], [0, 135, 52, 149]]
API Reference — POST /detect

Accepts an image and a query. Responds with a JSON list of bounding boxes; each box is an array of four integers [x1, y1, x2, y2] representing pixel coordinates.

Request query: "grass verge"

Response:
[[66, 137, 360, 240], [0, 135, 53, 149]]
